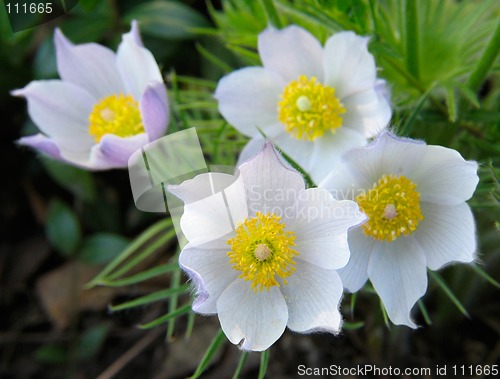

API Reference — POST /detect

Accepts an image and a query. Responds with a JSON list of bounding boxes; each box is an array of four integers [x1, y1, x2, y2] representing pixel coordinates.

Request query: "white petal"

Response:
[[168, 172, 236, 204], [368, 236, 427, 328], [54, 28, 124, 99], [236, 136, 266, 167], [307, 127, 368, 184], [416, 202, 476, 270], [318, 164, 363, 202], [290, 189, 366, 269], [215, 67, 286, 137], [116, 27, 163, 100], [280, 259, 342, 333], [238, 143, 305, 215], [179, 240, 238, 315], [12, 80, 95, 151], [179, 174, 248, 246], [323, 31, 376, 98], [337, 228, 375, 292], [342, 132, 427, 188], [217, 280, 288, 351], [124, 20, 144, 47], [341, 86, 392, 138], [258, 25, 324, 82], [411, 145, 479, 205]]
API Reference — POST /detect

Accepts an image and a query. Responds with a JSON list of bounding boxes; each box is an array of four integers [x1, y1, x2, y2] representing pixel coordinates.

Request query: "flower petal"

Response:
[[318, 164, 363, 202], [341, 86, 392, 138], [17, 133, 63, 160], [12, 80, 95, 151], [179, 240, 238, 315], [124, 20, 144, 47], [280, 259, 343, 334], [368, 236, 427, 328], [54, 28, 124, 99], [168, 172, 236, 204], [90, 133, 148, 168], [342, 132, 427, 188], [238, 143, 305, 215], [116, 26, 163, 100], [236, 136, 267, 167], [140, 81, 169, 141], [215, 67, 286, 137], [217, 280, 288, 351], [307, 127, 368, 184], [411, 145, 479, 205], [290, 188, 366, 269], [179, 174, 248, 245], [416, 202, 476, 270], [258, 25, 324, 82], [337, 228, 375, 292], [323, 31, 376, 98]]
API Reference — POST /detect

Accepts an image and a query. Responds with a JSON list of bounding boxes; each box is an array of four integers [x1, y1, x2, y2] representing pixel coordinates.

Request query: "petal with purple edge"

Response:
[[258, 25, 324, 82], [12, 80, 95, 152], [54, 28, 125, 99], [17, 133, 63, 160], [90, 133, 149, 168], [140, 81, 169, 141], [116, 29, 163, 100]]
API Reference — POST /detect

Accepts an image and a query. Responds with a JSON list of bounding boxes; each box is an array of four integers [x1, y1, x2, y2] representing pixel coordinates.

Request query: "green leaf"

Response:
[[80, 233, 130, 264], [139, 303, 191, 329], [41, 158, 96, 201], [457, 84, 480, 109], [232, 352, 249, 379], [76, 324, 109, 360], [125, 1, 208, 40], [35, 345, 68, 364], [417, 300, 432, 326], [189, 329, 227, 379], [100, 263, 179, 287], [343, 321, 365, 330], [446, 86, 457, 122], [46, 199, 81, 257], [470, 264, 500, 289]]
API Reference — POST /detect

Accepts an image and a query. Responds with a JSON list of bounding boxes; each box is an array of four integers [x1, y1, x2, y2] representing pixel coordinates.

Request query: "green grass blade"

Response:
[[196, 43, 233, 73], [379, 299, 390, 327], [109, 285, 189, 312], [446, 86, 457, 122], [417, 300, 432, 326], [189, 328, 226, 379], [343, 321, 364, 330], [232, 352, 249, 379], [466, 20, 500, 92], [139, 304, 192, 329], [261, 0, 282, 28], [429, 271, 470, 318], [405, 0, 420, 80], [258, 349, 270, 379], [101, 263, 180, 287], [167, 267, 182, 341], [470, 264, 500, 289]]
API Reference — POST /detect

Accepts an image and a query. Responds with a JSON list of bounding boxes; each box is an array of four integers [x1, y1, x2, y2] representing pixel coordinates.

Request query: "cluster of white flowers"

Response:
[[15, 23, 479, 352]]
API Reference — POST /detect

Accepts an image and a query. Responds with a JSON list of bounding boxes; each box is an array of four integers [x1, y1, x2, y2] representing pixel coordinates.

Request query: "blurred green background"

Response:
[[1, 0, 499, 378]]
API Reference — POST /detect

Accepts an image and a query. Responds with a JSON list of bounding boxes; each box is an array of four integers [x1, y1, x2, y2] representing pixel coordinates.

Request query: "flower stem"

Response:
[[466, 20, 500, 93], [262, 0, 282, 28]]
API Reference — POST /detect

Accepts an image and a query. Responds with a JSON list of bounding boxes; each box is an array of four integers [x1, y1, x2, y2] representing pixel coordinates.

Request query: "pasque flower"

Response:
[[215, 25, 391, 183], [319, 132, 478, 327], [169, 143, 365, 351], [13, 21, 169, 170]]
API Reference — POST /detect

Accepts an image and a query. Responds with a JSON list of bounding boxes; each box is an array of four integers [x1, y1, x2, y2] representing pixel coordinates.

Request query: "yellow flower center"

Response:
[[227, 212, 298, 292], [355, 175, 424, 242], [88, 94, 144, 142], [278, 75, 346, 141]]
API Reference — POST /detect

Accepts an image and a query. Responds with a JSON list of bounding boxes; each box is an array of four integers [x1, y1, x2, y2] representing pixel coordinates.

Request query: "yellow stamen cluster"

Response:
[[278, 75, 345, 141], [89, 94, 144, 142], [227, 212, 298, 292], [355, 175, 424, 242]]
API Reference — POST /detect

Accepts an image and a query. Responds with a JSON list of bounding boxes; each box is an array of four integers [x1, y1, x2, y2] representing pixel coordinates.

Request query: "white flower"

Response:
[[214, 25, 391, 183], [319, 132, 479, 327], [13, 21, 169, 170], [169, 143, 365, 351]]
